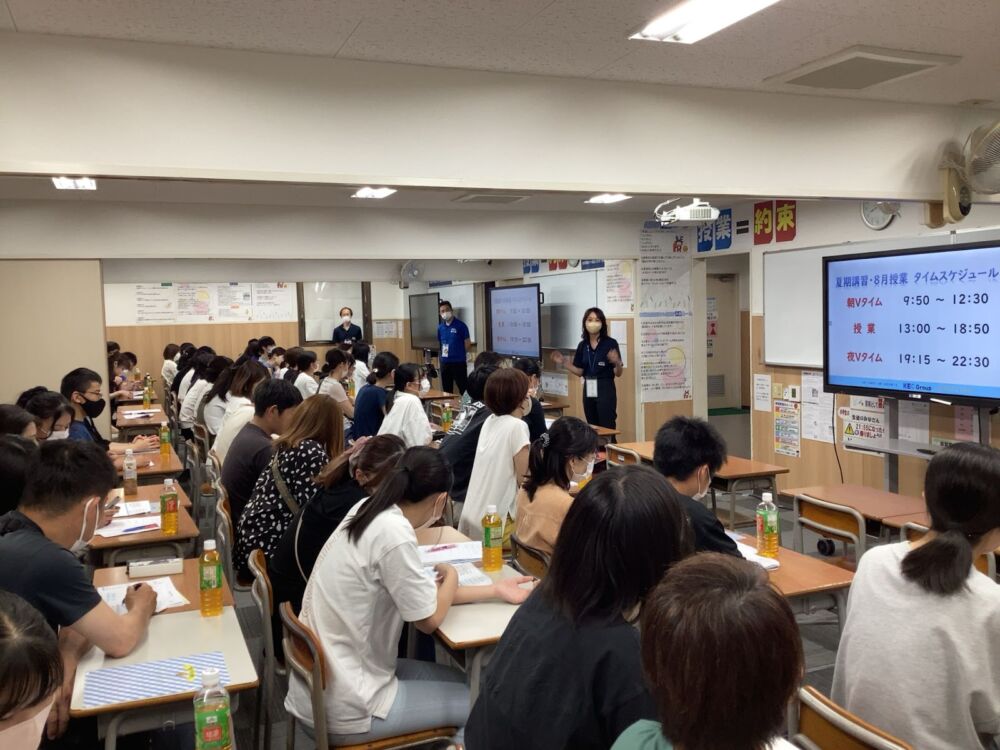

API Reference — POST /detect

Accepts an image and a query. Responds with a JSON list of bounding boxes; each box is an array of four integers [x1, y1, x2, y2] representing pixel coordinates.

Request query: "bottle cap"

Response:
[[161, 421, 168, 427], [201, 668, 220, 687], [486, 504, 497, 514], [204, 539, 217, 551], [164, 478, 174, 488], [125, 448, 133, 456], [763, 492, 773, 503]]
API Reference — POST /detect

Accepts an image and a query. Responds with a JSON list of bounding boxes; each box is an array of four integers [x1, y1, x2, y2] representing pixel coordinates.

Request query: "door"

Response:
[[706, 275, 741, 410]]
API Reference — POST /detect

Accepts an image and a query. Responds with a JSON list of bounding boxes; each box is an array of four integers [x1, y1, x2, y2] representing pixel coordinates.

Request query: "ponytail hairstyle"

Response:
[[282, 347, 304, 382], [321, 348, 350, 377], [316, 433, 405, 489], [902, 442, 1000, 595], [523, 417, 598, 501], [346, 446, 453, 543], [352, 341, 371, 367], [295, 350, 318, 375], [386, 363, 421, 414], [366, 351, 400, 386]]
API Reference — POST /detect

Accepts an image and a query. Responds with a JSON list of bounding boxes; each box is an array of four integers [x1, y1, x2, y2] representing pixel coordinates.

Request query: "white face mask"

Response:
[[585, 321, 602, 335], [70, 497, 98, 554], [692, 467, 710, 501], [419, 378, 431, 394], [341, 315, 352, 324], [415, 495, 447, 531], [0, 697, 54, 749], [173, 352, 181, 362], [48, 429, 70, 441], [571, 457, 595, 484], [442, 311, 453, 323]]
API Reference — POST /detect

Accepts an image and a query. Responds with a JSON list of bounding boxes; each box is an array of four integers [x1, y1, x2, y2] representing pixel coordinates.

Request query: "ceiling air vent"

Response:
[[768, 47, 960, 91], [453, 193, 530, 205]]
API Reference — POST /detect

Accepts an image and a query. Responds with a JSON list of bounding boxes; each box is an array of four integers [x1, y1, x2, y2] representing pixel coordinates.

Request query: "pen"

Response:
[[122, 523, 158, 533], [428, 544, 456, 553]]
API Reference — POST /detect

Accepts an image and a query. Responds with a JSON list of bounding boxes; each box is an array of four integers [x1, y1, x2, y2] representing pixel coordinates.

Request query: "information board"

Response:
[[489, 284, 541, 359]]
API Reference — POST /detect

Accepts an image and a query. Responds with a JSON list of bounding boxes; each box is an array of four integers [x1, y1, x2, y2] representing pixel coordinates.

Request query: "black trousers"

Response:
[[582, 378, 617, 430], [440, 361, 468, 395]]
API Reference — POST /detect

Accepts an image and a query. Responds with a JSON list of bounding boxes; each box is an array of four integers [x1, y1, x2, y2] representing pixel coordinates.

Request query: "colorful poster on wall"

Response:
[[774, 399, 801, 457], [775, 200, 797, 242], [604, 259, 636, 315], [754, 201, 774, 246], [250, 282, 296, 321], [714, 208, 733, 250], [638, 222, 692, 313], [216, 283, 253, 320], [843, 407, 888, 450], [175, 284, 214, 322], [639, 315, 692, 403], [134, 283, 176, 324]]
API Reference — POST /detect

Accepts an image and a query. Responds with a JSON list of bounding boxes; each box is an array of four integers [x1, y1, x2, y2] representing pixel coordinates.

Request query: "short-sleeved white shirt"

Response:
[[459, 413, 530, 539], [213, 396, 254, 465], [285, 500, 437, 734], [294, 372, 319, 399], [178, 378, 210, 429], [377, 392, 432, 448]]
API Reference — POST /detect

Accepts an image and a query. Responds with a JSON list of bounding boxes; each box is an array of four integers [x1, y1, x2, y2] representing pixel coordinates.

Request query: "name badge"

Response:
[[441, 343, 449, 358], [586, 378, 598, 398]]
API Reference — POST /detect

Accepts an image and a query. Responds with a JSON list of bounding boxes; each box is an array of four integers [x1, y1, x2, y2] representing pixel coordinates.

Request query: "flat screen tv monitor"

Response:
[[824, 240, 1000, 405], [488, 284, 542, 359], [408, 292, 441, 351]]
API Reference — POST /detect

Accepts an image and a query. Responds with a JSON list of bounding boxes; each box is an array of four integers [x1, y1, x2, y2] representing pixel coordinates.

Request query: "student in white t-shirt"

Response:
[[833, 442, 1000, 750], [285, 447, 532, 745], [318, 348, 355, 419], [292, 350, 320, 399], [351, 341, 371, 394], [458, 368, 531, 540], [377, 364, 432, 448], [213, 361, 270, 464]]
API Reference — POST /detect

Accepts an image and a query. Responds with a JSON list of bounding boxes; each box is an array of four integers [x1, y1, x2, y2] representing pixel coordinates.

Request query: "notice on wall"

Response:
[[638, 222, 692, 313], [706, 296, 718, 321], [955, 405, 980, 442], [850, 395, 885, 413], [800, 370, 835, 444], [604, 260, 636, 315], [843, 407, 888, 450], [107, 281, 300, 326], [609, 320, 629, 368], [898, 401, 930, 444], [753, 373, 772, 412], [216, 283, 253, 320], [774, 399, 801, 457], [541, 371, 570, 398], [250, 283, 297, 321], [175, 283, 214, 322], [134, 284, 176, 324], [639, 315, 692, 403], [374, 320, 400, 339]]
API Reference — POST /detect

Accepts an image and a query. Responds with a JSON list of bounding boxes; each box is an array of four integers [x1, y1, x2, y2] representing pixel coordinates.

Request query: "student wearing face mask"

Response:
[[511, 358, 547, 443], [549, 306, 623, 430], [291, 350, 321, 399], [333, 307, 363, 346], [377, 364, 434, 448], [286, 447, 532, 746], [437, 300, 472, 396], [319, 348, 356, 419], [514, 417, 599, 556], [0, 442, 157, 739], [652, 416, 739, 557], [59, 368, 159, 455], [161, 343, 181, 387], [0, 591, 63, 750], [17, 388, 74, 442]]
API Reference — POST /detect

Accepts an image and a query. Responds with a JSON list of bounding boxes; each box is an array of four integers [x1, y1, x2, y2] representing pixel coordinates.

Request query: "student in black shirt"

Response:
[[549, 307, 623, 430], [438, 365, 497, 506], [511, 358, 547, 443], [652, 416, 741, 557], [465, 465, 694, 750]]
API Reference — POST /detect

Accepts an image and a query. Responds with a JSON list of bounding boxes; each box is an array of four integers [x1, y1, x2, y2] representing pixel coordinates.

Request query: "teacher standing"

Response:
[[332, 307, 363, 346], [550, 307, 622, 430], [438, 300, 472, 395]]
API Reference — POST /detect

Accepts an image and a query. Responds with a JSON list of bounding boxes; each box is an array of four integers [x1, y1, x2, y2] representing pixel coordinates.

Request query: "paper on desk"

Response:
[[97, 577, 189, 614], [83, 651, 229, 708], [114, 501, 153, 517], [423, 562, 493, 587], [95, 516, 162, 538], [123, 410, 159, 419], [419, 541, 483, 566], [727, 532, 781, 571]]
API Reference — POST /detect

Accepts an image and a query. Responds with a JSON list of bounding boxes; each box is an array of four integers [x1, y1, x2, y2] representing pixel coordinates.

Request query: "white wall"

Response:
[[0, 32, 994, 201]]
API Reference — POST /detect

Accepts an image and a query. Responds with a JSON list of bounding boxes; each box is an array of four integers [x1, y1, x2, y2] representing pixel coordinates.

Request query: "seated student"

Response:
[[612, 553, 803, 750], [511, 358, 547, 443], [377, 364, 433, 448], [350, 352, 399, 441], [652, 416, 740, 556], [0, 591, 64, 748], [269, 434, 405, 640], [0, 435, 37, 515], [233, 338, 263, 368], [459, 368, 532, 540], [318, 348, 355, 419], [291, 350, 320, 399], [514, 417, 598, 556], [213, 360, 271, 464], [351, 341, 371, 394], [286, 446, 531, 745], [0, 404, 37, 441], [234, 396, 343, 575], [458, 351, 507, 409], [161, 343, 180, 388], [274, 347, 289, 379], [0, 442, 157, 736], [832, 442, 1000, 750], [59, 368, 158, 455], [438, 365, 498, 507], [168, 343, 197, 396], [466, 465, 693, 749], [221, 378, 302, 527], [17, 388, 73, 442], [202, 362, 235, 436], [177, 345, 215, 403], [178, 352, 225, 436], [106, 340, 120, 360]]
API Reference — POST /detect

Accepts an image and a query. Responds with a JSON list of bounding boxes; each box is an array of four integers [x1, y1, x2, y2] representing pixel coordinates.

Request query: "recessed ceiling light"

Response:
[[351, 187, 397, 199], [585, 193, 632, 204], [631, 0, 782, 45], [51, 176, 97, 190]]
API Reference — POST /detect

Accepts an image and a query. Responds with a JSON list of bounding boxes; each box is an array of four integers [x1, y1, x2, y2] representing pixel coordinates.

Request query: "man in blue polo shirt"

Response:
[[437, 300, 472, 395]]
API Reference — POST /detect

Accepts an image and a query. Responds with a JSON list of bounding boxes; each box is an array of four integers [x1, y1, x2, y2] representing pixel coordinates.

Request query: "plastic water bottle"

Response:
[[199, 540, 224, 617], [193, 668, 232, 750], [482, 504, 503, 572], [160, 478, 178, 536], [123, 449, 138, 496], [756, 492, 780, 558], [142, 383, 152, 409], [347, 377, 356, 398], [159, 422, 171, 458], [442, 403, 453, 432]]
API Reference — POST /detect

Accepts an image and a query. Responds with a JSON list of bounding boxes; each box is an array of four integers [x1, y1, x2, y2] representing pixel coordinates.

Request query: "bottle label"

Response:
[[765, 509, 778, 534], [201, 562, 222, 590], [161, 495, 178, 513], [195, 705, 230, 749], [483, 524, 502, 549]]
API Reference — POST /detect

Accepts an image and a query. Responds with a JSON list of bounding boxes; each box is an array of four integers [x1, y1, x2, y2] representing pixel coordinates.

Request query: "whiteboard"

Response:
[[763, 228, 1000, 367], [302, 282, 365, 342], [433, 283, 477, 344], [538, 270, 599, 350]]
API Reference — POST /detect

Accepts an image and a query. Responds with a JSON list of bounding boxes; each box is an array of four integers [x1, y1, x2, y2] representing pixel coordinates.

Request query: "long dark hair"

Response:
[[580, 306, 608, 339], [539, 465, 693, 622], [386, 363, 421, 414], [321, 348, 351, 377], [524, 417, 598, 500], [316, 433, 405, 489], [902, 442, 1000, 594], [346, 446, 453, 543], [366, 351, 400, 386], [0, 590, 63, 721]]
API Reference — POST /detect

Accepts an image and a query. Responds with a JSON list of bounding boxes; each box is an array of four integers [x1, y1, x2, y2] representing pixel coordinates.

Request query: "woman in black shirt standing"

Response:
[[550, 307, 623, 430]]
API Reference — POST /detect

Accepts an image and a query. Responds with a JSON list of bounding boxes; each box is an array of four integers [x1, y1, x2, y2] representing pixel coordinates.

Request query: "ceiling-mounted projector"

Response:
[[653, 198, 720, 226]]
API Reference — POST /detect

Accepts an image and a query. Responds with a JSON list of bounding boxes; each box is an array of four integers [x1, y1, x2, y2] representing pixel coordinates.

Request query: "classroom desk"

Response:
[[110, 483, 192, 511], [610, 440, 654, 462], [880, 511, 930, 534], [540, 398, 570, 417], [419, 389, 457, 417], [782, 484, 926, 524], [92, 558, 235, 613], [117, 392, 160, 406], [589, 424, 621, 445], [90, 506, 199, 566], [118, 445, 183, 484], [115, 406, 166, 440], [714, 457, 790, 529], [70, 608, 257, 750]]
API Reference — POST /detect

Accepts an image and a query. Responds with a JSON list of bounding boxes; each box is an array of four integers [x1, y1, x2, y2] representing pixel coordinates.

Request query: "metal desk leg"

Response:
[[729, 479, 737, 530], [104, 712, 127, 750], [833, 588, 848, 636], [466, 645, 495, 708]]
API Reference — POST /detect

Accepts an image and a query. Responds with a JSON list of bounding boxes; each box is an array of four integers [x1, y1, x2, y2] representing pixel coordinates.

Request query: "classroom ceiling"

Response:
[[0, 174, 763, 214], [2, 0, 999, 108]]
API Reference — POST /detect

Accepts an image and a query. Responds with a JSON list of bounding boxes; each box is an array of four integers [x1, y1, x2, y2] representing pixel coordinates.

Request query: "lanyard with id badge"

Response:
[[585, 345, 600, 399]]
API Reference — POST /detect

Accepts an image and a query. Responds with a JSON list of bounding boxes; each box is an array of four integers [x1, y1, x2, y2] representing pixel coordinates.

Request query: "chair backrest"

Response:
[[280, 601, 330, 747], [193, 420, 211, 458], [510, 532, 550, 578], [208, 449, 223, 487], [794, 493, 867, 556], [215, 495, 236, 588], [606, 444, 640, 468], [248, 549, 278, 676], [902, 522, 996, 579], [791, 686, 912, 750]]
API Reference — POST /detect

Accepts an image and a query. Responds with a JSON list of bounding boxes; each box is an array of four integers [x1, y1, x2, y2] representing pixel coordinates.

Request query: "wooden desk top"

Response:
[[590, 424, 621, 438], [416, 525, 469, 545], [111, 483, 192, 510], [736, 534, 854, 597], [117, 393, 160, 406], [419, 389, 455, 401], [115, 406, 166, 428], [90, 506, 199, 550], [715, 456, 790, 480], [613, 441, 654, 461], [118, 445, 183, 479], [782, 484, 925, 522], [540, 399, 570, 410], [881, 511, 931, 529], [92, 558, 235, 613]]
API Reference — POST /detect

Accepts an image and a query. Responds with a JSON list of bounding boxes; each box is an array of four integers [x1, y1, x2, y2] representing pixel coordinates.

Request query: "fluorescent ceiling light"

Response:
[[51, 176, 97, 190], [631, 0, 782, 44], [351, 187, 396, 199], [585, 193, 632, 204]]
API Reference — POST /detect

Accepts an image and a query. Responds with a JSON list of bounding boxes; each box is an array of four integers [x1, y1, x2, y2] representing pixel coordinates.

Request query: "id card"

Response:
[[441, 343, 449, 358], [585, 378, 598, 398]]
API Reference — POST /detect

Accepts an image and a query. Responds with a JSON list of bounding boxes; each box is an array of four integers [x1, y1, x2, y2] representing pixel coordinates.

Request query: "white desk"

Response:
[[71, 608, 257, 750]]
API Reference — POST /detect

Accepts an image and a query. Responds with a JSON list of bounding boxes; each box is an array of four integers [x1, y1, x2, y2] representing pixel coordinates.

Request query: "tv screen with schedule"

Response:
[[488, 284, 541, 359]]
